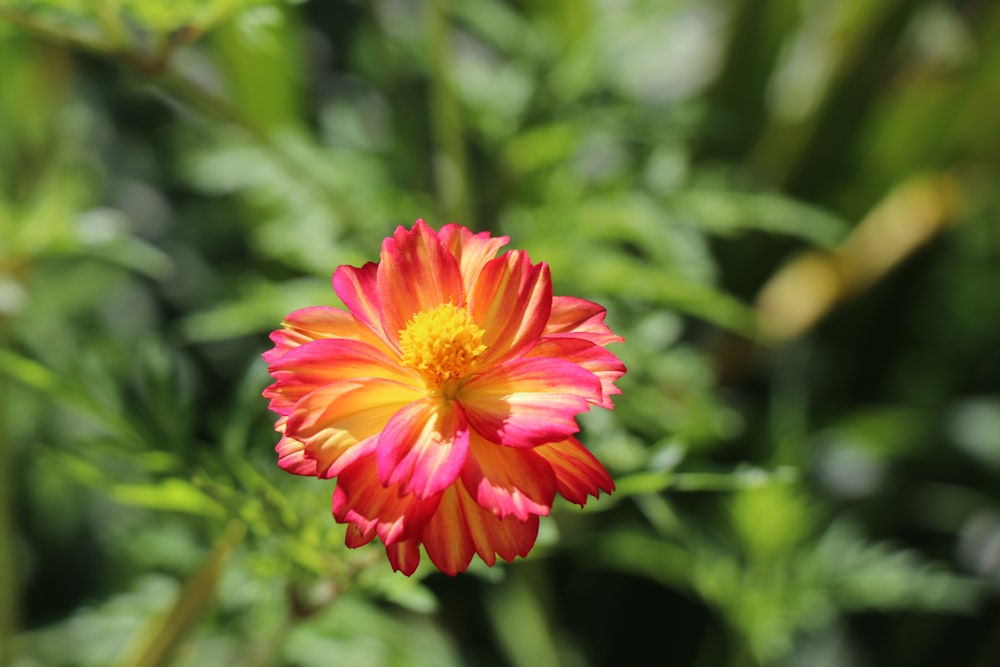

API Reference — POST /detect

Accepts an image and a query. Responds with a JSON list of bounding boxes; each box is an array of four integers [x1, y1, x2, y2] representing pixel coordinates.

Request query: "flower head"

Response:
[[263, 220, 625, 575]]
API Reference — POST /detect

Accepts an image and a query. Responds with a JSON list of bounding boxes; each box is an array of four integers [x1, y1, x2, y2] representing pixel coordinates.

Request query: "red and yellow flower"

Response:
[[263, 220, 625, 575]]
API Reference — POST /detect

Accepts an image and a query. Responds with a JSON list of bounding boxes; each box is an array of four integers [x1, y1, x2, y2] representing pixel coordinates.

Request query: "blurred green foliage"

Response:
[[2, 0, 1000, 665]]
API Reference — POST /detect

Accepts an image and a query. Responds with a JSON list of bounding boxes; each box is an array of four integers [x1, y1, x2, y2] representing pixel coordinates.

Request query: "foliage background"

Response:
[[2, 0, 1000, 665]]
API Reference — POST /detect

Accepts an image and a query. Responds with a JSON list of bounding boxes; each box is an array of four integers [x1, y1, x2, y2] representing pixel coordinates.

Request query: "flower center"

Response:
[[399, 303, 487, 392]]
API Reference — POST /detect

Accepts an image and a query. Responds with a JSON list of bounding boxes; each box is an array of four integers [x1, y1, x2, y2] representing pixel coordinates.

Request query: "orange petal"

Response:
[[285, 379, 423, 478], [468, 250, 551, 366], [263, 305, 390, 374], [333, 451, 442, 545], [377, 220, 464, 348], [526, 337, 625, 409], [460, 431, 555, 520], [376, 398, 470, 499], [420, 480, 540, 576], [545, 296, 624, 347], [282, 305, 378, 343], [274, 433, 318, 477], [265, 338, 415, 415], [437, 223, 509, 294], [460, 357, 600, 448], [534, 437, 614, 506], [333, 261, 388, 344], [345, 522, 375, 548], [385, 539, 422, 575]]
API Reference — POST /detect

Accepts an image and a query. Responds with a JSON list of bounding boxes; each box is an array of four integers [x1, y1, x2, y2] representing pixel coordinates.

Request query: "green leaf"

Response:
[[110, 479, 226, 518], [669, 190, 851, 247]]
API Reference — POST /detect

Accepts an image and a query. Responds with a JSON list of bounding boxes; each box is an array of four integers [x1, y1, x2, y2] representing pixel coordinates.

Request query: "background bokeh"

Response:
[[2, 0, 1000, 665]]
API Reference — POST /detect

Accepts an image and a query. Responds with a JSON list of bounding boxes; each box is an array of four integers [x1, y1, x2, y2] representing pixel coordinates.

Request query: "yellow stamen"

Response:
[[399, 303, 487, 393]]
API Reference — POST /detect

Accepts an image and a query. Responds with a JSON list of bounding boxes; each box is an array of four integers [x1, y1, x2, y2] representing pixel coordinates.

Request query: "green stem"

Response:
[[0, 7, 156, 73], [115, 521, 245, 667]]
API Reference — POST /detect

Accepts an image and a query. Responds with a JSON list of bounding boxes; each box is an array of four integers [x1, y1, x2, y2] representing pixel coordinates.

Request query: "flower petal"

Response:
[[333, 451, 442, 546], [345, 522, 375, 548], [385, 539, 422, 575], [377, 220, 464, 347], [420, 480, 539, 576], [534, 437, 615, 506], [285, 379, 424, 478], [545, 296, 624, 347], [376, 398, 470, 499], [333, 261, 386, 341], [460, 431, 555, 520], [279, 305, 373, 343], [460, 357, 601, 447], [274, 432, 317, 476], [468, 251, 552, 366], [437, 223, 509, 293], [265, 222, 624, 577], [526, 337, 625, 409], [265, 338, 416, 414], [263, 305, 389, 373]]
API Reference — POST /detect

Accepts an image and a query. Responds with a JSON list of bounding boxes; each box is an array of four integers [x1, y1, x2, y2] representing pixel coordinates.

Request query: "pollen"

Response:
[[399, 302, 487, 391]]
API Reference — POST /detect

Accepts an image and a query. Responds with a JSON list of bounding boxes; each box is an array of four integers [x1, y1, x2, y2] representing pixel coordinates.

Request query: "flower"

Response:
[[263, 220, 625, 575]]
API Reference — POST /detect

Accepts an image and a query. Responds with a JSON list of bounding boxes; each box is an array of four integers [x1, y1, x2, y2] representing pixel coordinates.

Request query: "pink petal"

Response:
[[267, 338, 415, 405], [285, 379, 423, 478], [377, 220, 464, 348], [460, 431, 555, 520], [262, 330, 302, 365], [534, 437, 615, 506], [332, 451, 442, 545], [468, 250, 553, 366], [376, 398, 470, 499], [526, 337, 625, 409], [437, 223, 509, 294], [420, 480, 539, 576], [275, 433, 318, 476], [262, 381, 297, 417], [263, 305, 387, 368], [263, 338, 414, 417], [459, 357, 601, 447], [545, 296, 624, 347], [333, 261, 388, 342], [344, 522, 374, 548], [385, 539, 422, 575], [280, 305, 375, 343]]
